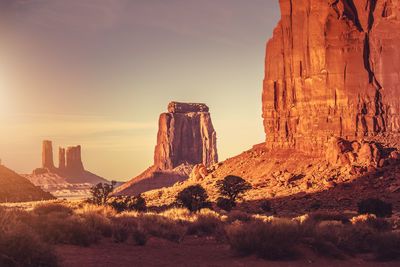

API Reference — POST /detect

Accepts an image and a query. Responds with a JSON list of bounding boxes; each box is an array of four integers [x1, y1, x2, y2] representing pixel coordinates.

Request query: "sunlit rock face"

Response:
[[263, 0, 400, 153], [114, 102, 218, 196], [154, 102, 218, 170]]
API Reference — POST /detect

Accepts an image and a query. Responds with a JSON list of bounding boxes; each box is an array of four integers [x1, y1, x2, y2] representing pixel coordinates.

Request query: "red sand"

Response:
[[57, 237, 399, 267]]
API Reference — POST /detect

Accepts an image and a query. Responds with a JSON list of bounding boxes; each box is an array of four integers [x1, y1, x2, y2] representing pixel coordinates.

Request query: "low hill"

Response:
[[0, 165, 55, 202]]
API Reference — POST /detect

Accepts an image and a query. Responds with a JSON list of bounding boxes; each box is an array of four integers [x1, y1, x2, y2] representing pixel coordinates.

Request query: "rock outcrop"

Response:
[[263, 0, 400, 153], [115, 102, 218, 196], [154, 102, 218, 170], [42, 140, 55, 170]]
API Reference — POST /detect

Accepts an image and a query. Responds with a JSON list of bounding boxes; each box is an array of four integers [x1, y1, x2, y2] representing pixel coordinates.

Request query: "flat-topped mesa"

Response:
[[167, 102, 209, 113], [66, 145, 84, 173], [42, 140, 55, 170], [262, 0, 400, 153], [154, 102, 218, 170]]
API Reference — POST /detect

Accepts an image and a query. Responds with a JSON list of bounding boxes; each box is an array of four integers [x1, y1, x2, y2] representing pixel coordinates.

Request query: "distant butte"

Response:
[[30, 140, 107, 184], [114, 101, 218, 196]]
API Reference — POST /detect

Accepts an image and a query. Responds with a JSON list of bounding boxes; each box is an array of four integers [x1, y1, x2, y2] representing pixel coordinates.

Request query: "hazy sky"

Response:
[[0, 0, 280, 181]]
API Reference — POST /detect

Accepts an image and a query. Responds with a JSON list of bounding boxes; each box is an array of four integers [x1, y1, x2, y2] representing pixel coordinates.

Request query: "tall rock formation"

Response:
[[115, 102, 218, 196], [42, 140, 55, 170], [154, 102, 218, 170], [262, 0, 400, 153], [31, 141, 107, 186], [65, 145, 84, 173]]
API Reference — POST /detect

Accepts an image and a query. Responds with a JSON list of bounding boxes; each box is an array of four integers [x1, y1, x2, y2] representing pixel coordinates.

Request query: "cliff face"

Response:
[[263, 0, 400, 152], [154, 102, 218, 170]]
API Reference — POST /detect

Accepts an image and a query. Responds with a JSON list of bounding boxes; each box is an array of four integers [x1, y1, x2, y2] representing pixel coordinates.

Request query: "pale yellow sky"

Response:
[[0, 0, 280, 181]]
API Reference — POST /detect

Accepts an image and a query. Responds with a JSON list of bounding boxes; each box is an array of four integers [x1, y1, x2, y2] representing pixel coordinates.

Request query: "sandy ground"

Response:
[[57, 237, 400, 267]]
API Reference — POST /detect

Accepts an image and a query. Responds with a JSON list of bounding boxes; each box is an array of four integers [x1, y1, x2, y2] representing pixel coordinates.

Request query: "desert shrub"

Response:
[[227, 210, 252, 223], [108, 195, 147, 213], [0, 209, 58, 267], [176, 185, 210, 212], [88, 181, 117, 205], [351, 214, 391, 231], [260, 200, 272, 212], [32, 214, 99, 246], [372, 231, 400, 260], [76, 203, 117, 218], [139, 214, 186, 243], [81, 212, 113, 238], [33, 202, 73, 217], [216, 197, 234, 212], [161, 208, 193, 222], [226, 219, 300, 260], [187, 210, 222, 236], [309, 211, 350, 224], [216, 175, 252, 205], [358, 198, 393, 218], [313, 222, 376, 254]]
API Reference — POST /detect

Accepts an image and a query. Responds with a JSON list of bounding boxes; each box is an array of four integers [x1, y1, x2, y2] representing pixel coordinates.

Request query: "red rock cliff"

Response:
[[154, 102, 218, 169], [263, 0, 400, 153]]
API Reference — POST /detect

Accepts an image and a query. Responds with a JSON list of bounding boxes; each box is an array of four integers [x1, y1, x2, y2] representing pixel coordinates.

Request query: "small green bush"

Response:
[[260, 200, 272, 212], [216, 197, 234, 212], [176, 185, 210, 212], [216, 175, 252, 205], [358, 198, 393, 218], [108, 195, 147, 213]]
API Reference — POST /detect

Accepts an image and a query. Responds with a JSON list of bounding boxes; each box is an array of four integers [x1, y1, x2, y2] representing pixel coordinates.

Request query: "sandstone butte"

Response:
[[142, 0, 400, 213], [30, 140, 107, 184], [114, 102, 218, 196]]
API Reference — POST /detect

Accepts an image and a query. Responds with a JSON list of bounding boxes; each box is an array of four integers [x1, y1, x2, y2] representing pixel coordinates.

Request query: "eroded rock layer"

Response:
[[154, 102, 218, 170], [263, 0, 400, 152]]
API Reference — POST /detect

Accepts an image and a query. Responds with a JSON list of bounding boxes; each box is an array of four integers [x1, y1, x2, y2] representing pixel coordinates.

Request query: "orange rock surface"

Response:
[[262, 0, 400, 153]]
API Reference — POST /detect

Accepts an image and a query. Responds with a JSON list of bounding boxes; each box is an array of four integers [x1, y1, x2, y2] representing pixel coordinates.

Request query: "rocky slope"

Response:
[[262, 0, 400, 153], [115, 102, 218, 195], [143, 1, 400, 213], [0, 164, 55, 202]]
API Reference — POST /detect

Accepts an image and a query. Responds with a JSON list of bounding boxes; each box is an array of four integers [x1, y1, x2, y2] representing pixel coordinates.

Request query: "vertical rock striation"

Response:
[[58, 147, 66, 170], [65, 145, 84, 173], [263, 0, 400, 153], [154, 102, 218, 170], [42, 140, 55, 170]]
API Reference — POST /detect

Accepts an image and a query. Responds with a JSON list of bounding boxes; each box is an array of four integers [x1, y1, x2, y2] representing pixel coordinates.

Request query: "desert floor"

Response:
[[57, 236, 399, 267]]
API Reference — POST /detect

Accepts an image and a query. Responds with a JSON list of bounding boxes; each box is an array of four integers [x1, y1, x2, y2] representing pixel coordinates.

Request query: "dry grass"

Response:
[[2, 200, 400, 264], [226, 219, 301, 260], [0, 207, 58, 267]]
